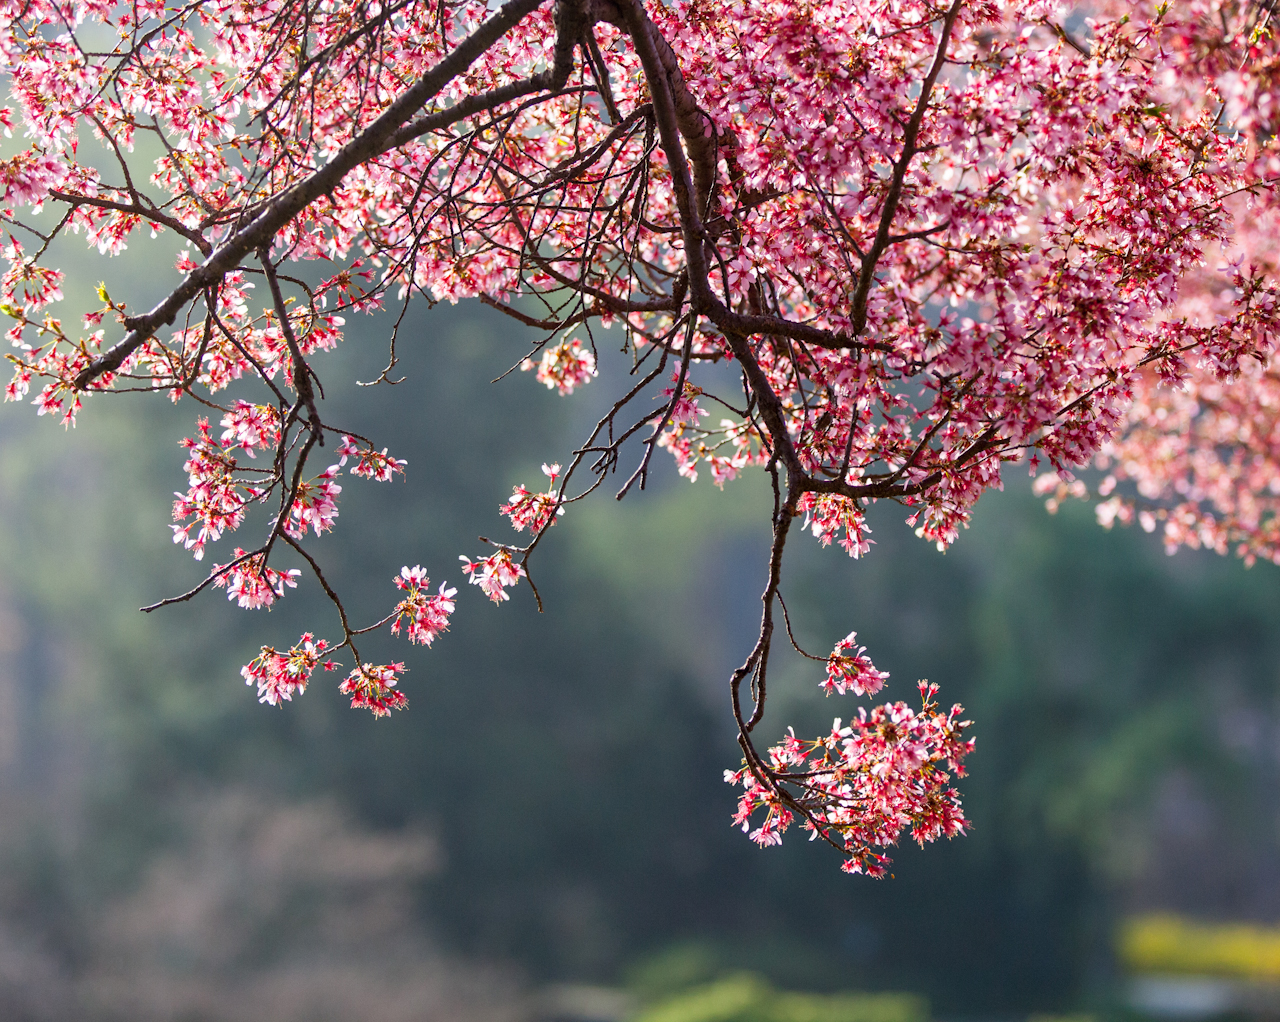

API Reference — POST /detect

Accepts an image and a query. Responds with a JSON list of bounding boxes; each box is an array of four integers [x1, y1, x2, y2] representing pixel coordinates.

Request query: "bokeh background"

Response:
[[2, 239, 1280, 1022]]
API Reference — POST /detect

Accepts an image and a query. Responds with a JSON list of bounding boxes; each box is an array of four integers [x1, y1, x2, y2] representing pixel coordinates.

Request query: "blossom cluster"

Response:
[[822, 632, 889, 698], [339, 662, 409, 717], [656, 416, 771, 486], [459, 548, 526, 603], [336, 435, 407, 481], [213, 548, 300, 610], [798, 495, 874, 559], [522, 341, 597, 395], [500, 463, 563, 533], [171, 420, 264, 560], [220, 401, 280, 459], [728, 681, 973, 876], [285, 466, 342, 538], [391, 565, 457, 646], [241, 632, 338, 706]]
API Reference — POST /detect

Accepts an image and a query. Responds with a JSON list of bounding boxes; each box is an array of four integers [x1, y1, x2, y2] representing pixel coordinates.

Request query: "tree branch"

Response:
[[74, 0, 550, 389]]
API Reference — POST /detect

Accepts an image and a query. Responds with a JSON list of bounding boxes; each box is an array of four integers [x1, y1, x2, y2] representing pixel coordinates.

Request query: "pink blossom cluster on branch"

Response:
[[242, 632, 338, 705], [728, 682, 971, 876], [391, 566, 457, 646], [1, 0, 1278, 871]]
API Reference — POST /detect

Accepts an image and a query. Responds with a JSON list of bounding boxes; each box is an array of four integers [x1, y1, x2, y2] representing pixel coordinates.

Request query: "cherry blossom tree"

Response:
[[1, 0, 1277, 874]]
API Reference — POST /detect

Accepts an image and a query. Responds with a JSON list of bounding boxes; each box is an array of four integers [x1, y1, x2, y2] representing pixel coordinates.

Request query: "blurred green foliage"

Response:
[[632, 974, 927, 1022]]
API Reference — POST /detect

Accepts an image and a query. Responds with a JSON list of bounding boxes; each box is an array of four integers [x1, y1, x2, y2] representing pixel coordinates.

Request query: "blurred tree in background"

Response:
[[2, 291, 1280, 1020]]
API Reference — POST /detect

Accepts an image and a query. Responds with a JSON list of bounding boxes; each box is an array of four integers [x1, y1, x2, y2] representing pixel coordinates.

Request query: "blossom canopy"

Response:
[[1, 0, 1278, 872]]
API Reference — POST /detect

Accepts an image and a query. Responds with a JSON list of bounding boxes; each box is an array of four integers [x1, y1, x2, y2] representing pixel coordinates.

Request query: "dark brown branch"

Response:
[[281, 532, 359, 655], [849, 0, 963, 335], [51, 192, 213, 257], [74, 0, 550, 389], [258, 248, 322, 444], [383, 72, 556, 150], [583, 28, 622, 125], [617, 0, 714, 305], [616, 314, 693, 499], [139, 547, 261, 612]]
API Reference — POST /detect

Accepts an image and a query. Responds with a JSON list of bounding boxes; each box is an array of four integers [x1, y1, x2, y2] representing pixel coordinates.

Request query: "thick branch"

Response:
[[616, 0, 715, 307], [383, 74, 555, 150], [603, 1, 719, 218], [48, 190, 214, 256], [259, 248, 322, 443], [849, 0, 962, 335], [74, 0, 549, 389]]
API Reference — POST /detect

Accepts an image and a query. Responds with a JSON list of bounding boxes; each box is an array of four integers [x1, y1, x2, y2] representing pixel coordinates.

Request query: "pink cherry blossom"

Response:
[[729, 682, 972, 875], [220, 401, 280, 459], [7, 0, 1280, 873], [285, 466, 342, 539], [241, 632, 337, 705], [822, 632, 889, 698], [213, 549, 301, 610], [500, 463, 563, 533], [340, 662, 408, 717], [171, 421, 265, 560], [522, 340, 597, 395], [459, 549, 526, 602], [391, 566, 457, 646], [338, 435, 407, 480]]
